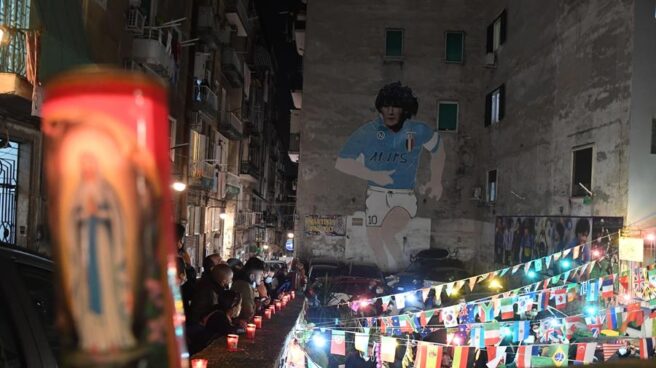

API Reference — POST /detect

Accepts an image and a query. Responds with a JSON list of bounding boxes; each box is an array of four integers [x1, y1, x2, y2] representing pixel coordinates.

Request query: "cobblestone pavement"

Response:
[[192, 298, 304, 368]]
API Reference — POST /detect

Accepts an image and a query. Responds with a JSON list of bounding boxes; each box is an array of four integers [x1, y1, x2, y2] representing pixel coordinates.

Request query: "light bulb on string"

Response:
[[527, 270, 537, 279], [405, 293, 417, 303], [312, 333, 327, 348], [647, 233, 656, 242], [560, 260, 572, 269], [592, 249, 601, 258], [488, 278, 503, 291], [584, 305, 597, 316], [501, 327, 512, 337]]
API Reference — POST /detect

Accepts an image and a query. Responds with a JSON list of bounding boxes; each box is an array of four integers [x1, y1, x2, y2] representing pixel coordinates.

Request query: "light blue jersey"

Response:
[[338, 117, 440, 190]]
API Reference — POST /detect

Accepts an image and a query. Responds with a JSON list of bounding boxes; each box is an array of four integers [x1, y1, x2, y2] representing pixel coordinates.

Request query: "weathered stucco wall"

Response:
[[297, 0, 634, 272]]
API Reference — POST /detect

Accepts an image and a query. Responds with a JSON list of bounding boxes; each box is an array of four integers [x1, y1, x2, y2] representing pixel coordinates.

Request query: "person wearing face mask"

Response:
[[188, 264, 233, 326], [231, 257, 265, 324]]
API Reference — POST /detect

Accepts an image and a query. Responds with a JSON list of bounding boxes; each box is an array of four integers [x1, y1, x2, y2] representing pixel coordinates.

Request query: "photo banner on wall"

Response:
[[305, 215, 347, 237], [494, 216, 623, 266]]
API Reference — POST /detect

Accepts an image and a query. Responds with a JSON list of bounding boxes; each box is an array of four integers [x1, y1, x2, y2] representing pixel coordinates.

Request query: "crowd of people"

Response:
[[173, 223, 306, 354]]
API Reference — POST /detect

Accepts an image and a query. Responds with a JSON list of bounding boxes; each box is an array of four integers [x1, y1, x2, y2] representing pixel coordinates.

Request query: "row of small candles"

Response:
[[192, 290, 296, 368]]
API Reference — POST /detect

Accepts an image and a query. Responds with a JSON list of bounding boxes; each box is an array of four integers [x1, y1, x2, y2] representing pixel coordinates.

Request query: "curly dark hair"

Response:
[[375, 82, 419, 122]]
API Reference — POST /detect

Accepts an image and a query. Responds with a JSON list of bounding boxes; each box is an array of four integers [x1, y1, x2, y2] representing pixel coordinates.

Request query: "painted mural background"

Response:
[[494, 215, 624, 266]]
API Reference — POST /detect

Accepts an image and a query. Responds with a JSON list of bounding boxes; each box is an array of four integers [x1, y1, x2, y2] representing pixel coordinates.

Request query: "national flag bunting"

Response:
[[639, 338, 654, 360], [545, 344, 569, 367], [605, 307, 623, 330], [587, 279, 599, 302], [538, 291, 550, 311], [601, 276, 614, 299], [330, 330, 346, 356], [355, 331, 369, 353], [515, 345, 533, 368], [381, 336, 397, 362], [486, 345, 507, 368], [451, 346, 470, 368], [602, 343, 623, 361], [575, 342, 597, 365], [513, 320, 530, 343], [500, 298, 515, 320], [552, 288, 567, 310], [517, 295, 533, 314], [479, 302, 495, 323], [442, 306, 459, 327], [648, 269, 656, 288], [415, 342, 443, 368]]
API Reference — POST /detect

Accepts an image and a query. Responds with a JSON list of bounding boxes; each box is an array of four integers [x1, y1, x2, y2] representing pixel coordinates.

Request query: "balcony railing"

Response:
[[219, 112, 243, 140], [192, 82, 219, 115], [240, 161, 259, 181], [225, 0, 249, 37], [188, 160, 215, 190], [221, 47, 243, 87], [131, 27, 176, 79]]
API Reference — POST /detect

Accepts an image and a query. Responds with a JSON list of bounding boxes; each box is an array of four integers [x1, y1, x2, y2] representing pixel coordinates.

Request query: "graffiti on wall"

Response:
[[494, 216, 624, 266], [334, 82, 445, 271], [304, 215, 346, 237]]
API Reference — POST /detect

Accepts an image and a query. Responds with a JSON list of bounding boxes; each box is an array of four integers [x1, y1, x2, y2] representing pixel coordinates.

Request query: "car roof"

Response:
[[0, 245, 53, 270]]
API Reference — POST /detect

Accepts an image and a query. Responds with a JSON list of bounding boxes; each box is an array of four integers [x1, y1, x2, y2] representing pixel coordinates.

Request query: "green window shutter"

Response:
[[385, 29, 403, 57], [438, 103, 458, 131], [445, 32, 463, 63]]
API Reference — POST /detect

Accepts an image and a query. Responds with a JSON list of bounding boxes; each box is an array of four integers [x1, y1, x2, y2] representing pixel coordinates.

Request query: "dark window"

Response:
[[486, 10, 507, 53], [385, 29, 404, 57], [572, 147, 593, 197], [651, 118, 656, 154], [485, 84, 505, 126], [445, 32, 464, 63], [16, 264, 59, 359], [487, 169, 497, 202], [438, 102, 458, 131]]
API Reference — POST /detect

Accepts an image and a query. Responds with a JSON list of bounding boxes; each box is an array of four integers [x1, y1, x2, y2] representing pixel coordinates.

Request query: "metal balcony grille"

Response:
[[0, 142, 19, 245], [0, 0, 31, 76]]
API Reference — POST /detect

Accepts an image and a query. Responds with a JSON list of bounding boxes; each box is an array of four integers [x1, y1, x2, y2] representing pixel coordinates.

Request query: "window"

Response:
[[445, 32, 464, 63], [485, 84, 505, 126], [572, 147, 593, 197], [437, 102, 459, 131], [651, 118, 656, 154], [486, 10, 507, 53], [169, 116, 176, 162], [385, 28, 404, 58], [487, 169, 497, 202]]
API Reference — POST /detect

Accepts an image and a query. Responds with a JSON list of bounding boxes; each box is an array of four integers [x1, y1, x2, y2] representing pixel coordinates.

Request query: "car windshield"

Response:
[[424, 269, 470, 282], [349, 265, 381, 279]]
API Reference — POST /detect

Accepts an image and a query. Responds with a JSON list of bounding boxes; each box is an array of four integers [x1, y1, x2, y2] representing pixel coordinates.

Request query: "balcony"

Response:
[[288, 133, 300, 163], [219, 112, 243, 140], [126, 7, 145, 35], [131, 27, 176, 79], [225, 0, 249, 37], [191, 81, 219, 118], [196, 5, 231, 46], [240, 161, 259, 182], [188, 160, 216, 191], [221, 47, 243, 87]]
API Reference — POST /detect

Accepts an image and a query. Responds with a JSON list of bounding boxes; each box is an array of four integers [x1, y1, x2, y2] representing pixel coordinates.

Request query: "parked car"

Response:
[[394, 258, 470, 292], [308, 264, 341, 283], [0, 245, 59, 367]]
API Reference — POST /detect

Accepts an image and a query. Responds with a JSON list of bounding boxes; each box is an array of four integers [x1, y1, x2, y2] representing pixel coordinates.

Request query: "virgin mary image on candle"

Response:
[[43, 114, 143, 353], [70, 152, 136, 350]]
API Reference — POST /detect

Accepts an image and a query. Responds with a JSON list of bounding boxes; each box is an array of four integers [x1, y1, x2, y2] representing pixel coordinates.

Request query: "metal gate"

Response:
[[0, 142, 18, 245]]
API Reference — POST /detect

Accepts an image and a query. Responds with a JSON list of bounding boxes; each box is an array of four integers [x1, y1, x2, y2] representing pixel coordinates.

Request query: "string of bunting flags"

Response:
[[293, 263, 656, 367], [324, 243, 592, 309], [307, 255, 602, 327]]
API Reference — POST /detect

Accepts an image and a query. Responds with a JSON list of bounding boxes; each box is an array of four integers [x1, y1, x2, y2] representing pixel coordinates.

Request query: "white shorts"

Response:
[[365, 186, 417, 227]]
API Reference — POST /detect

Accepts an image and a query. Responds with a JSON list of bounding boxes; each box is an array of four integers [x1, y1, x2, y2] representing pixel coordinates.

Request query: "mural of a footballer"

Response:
[[335, 82, 445, 271]]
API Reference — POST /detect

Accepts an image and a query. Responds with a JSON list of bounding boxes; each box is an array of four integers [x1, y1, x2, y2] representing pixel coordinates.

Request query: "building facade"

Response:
[[295, 0, 656, 272], [0, 0, 297, 269]]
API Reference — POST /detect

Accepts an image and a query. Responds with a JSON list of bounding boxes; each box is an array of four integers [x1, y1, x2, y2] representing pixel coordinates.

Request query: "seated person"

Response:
[[232, 257, 266, 324], [188, 264, 233, 326], [187, 290, 241, 355]]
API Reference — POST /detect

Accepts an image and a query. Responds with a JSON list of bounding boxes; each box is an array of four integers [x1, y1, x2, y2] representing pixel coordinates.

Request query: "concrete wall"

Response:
[[297, 0, 635, 272], [626, 0, 656, 232]]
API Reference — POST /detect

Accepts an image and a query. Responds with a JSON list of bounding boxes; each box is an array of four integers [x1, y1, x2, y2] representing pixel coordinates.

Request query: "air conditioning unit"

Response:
[[126, 8, 146, 35], [485, 52, 496, 66]]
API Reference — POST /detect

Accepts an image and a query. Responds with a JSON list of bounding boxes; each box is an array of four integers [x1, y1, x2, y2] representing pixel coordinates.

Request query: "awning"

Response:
[[34, 0, 91, 81]]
